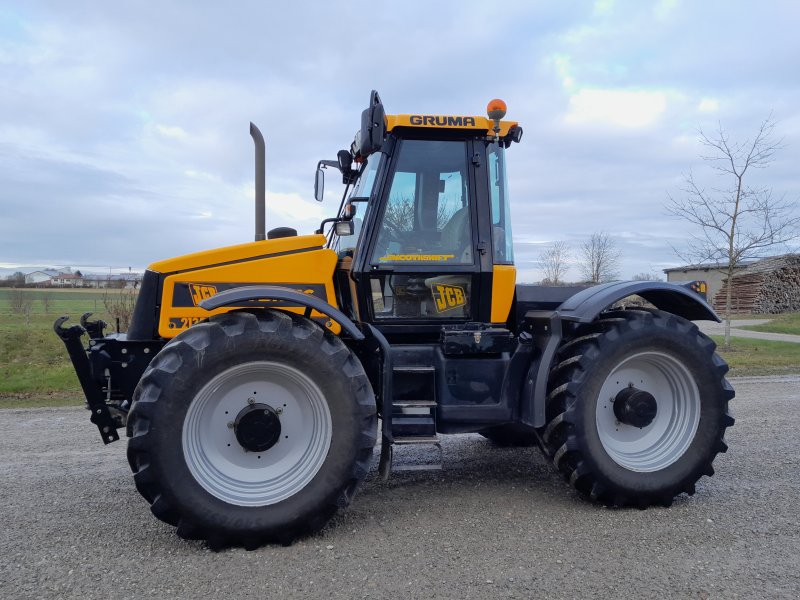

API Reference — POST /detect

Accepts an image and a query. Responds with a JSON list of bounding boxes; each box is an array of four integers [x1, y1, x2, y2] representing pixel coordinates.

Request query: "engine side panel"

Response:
[[149, 234, 341, 338]]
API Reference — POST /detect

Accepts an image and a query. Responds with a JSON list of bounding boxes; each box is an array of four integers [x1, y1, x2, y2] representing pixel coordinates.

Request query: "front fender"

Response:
[[200, 285, 365, 340], [558, 281, 719, 323]]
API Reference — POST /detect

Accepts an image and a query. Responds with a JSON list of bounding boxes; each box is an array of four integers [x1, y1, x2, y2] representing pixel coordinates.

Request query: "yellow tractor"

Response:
[[55, 91, 734, 548]]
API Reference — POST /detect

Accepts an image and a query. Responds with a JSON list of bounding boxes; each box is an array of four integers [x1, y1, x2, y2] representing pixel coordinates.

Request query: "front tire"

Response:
[[541, 309, 735, 507], [126, 310, 376, 548]]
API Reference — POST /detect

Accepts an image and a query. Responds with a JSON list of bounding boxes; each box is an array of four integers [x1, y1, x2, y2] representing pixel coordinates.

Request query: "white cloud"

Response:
[[654, 0, 680, 21], [184, 169, 220, 182], [565, 88, 668, 128], [594, 0, 616, 16], [155, 124, 188, 140], [698, 97, 719, 112], [265, 190, 326, 225]]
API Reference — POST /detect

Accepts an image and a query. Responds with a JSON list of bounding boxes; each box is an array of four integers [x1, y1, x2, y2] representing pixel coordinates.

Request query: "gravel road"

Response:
[[1, 376, 799, 599]]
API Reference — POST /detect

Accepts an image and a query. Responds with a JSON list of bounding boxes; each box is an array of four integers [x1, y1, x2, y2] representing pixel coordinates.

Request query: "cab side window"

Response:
[[487, 143, 514, 264]]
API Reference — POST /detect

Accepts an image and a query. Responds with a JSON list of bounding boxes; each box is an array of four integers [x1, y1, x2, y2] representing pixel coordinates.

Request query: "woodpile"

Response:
[[712, 254, 800, 314]]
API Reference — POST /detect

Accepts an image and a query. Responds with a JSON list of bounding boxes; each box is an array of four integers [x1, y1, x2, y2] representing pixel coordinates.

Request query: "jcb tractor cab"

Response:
[[55, 91, 734, 549], [319, 93, 521, 335]]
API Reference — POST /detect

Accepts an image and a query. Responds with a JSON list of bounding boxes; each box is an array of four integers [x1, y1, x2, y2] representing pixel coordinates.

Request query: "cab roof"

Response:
[[385, 114, 519, 137]]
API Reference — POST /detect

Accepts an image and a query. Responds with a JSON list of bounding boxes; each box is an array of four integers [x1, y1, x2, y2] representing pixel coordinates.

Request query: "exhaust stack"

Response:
[[250, 122, 266, 241]]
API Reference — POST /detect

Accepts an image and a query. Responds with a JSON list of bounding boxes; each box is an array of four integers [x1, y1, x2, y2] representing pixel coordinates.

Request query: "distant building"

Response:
[[24, 270, 60, 285], [23, 269, 141, 289], [664, 254, 800, 314], [24, 269, 83, 287], [712, 254, 800, 314], [83, 273, 142, 289], [51, 273, 84, 287]]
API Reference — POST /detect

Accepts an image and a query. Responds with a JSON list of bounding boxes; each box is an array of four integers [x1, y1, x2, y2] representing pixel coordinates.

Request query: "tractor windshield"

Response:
[[371, 140, 473, 265]]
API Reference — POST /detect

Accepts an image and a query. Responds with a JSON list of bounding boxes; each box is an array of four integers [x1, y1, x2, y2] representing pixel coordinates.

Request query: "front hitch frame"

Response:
[[53, 317, 120, 444], [80, 312, 107, 339]]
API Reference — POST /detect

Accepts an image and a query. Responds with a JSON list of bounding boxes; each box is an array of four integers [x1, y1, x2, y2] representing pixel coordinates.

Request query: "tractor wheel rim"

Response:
[[595, 351, 700, 472], [182, 361, 332, 506]]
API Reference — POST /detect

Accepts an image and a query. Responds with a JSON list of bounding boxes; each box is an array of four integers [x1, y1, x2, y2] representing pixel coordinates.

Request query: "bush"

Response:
[[102, 289, 138, 331], [9, 289, 32, 315]]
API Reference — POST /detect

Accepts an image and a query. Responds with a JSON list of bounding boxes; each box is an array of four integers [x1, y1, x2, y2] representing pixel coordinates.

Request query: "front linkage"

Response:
[[54, 313, 163, 444]]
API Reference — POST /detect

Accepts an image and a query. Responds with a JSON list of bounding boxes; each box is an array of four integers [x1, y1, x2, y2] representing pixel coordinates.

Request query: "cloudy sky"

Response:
[[1, 0, 798, 282]]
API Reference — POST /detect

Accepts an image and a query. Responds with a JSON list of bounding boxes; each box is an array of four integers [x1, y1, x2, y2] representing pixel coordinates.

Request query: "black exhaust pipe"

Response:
[[250, 122, 266, 241]]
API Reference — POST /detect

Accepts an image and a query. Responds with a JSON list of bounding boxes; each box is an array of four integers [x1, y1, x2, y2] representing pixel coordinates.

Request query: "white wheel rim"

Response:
[[182, 361, 332, 506], [595, 351, 701, 472]]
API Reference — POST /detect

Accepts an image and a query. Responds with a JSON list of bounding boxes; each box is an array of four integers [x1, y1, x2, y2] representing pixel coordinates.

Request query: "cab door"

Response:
[[355, 137, 491, 333]]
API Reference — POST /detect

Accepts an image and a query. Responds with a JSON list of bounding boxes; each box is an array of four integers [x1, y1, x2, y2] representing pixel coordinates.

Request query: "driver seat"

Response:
[[440, 207, 471, 262]]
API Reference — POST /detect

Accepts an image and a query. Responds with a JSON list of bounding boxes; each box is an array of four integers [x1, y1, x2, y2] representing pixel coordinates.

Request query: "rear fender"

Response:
[[557, 281, 719, 323]]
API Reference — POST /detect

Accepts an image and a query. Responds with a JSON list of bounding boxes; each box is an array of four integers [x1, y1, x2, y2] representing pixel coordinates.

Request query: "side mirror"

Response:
[[314, 168, 324, 202], [335, 221, 354, 237]]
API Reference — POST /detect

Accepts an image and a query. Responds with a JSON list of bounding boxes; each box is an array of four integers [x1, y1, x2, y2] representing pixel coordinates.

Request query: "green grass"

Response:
[[0, 288, 130, 408], [711, 335, 800, 377], [738, 312, 800, 335]]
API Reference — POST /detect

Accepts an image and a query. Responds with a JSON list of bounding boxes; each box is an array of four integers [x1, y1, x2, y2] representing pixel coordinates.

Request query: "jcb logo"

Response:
[[189, 284, 218, 306], [432, 284, 466, 313]]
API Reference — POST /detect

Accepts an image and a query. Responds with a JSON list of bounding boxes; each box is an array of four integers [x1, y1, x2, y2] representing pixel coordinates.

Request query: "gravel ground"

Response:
[[1, 376, 799, 600]]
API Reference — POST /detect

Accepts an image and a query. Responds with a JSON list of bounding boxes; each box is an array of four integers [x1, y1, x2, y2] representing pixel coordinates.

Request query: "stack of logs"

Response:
[[712, 254, 800, 314]]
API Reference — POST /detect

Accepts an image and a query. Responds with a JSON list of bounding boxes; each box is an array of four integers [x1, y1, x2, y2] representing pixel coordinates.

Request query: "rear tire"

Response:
[[126, 310, 376, 548], [541, 309, 734, 507]]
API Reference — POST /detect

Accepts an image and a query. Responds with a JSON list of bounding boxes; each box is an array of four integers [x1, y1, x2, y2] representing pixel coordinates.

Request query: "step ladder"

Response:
[[379, 366, 442, 479]]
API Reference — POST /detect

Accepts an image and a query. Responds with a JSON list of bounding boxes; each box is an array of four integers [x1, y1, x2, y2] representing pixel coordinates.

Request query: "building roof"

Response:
[[26, 269, 61, 278], [663, 260, 754, 274], [663, 254, 799, 274]]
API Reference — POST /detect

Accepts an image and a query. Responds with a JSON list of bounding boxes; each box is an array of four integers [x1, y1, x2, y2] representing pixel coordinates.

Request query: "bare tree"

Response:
[[9, 289, 33, 315], [667, 116, 800, 346], [579, 232, 621, 283], [3, 271, 25, 287], [41, 292, 53, 314], [382, 197, 415, 235], [385, 196, 458, 231], [540, 240, 570, 285]]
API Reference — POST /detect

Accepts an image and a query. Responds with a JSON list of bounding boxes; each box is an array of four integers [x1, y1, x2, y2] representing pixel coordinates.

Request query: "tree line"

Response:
[[538, 232, 661, 285]]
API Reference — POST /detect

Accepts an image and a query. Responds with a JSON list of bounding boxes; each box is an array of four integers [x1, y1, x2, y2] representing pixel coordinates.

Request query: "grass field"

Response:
[[0, 288, 132, 408], [1, 288, 798, 409], [739, 312, 800, 335], [710, 335, 800, 377]]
